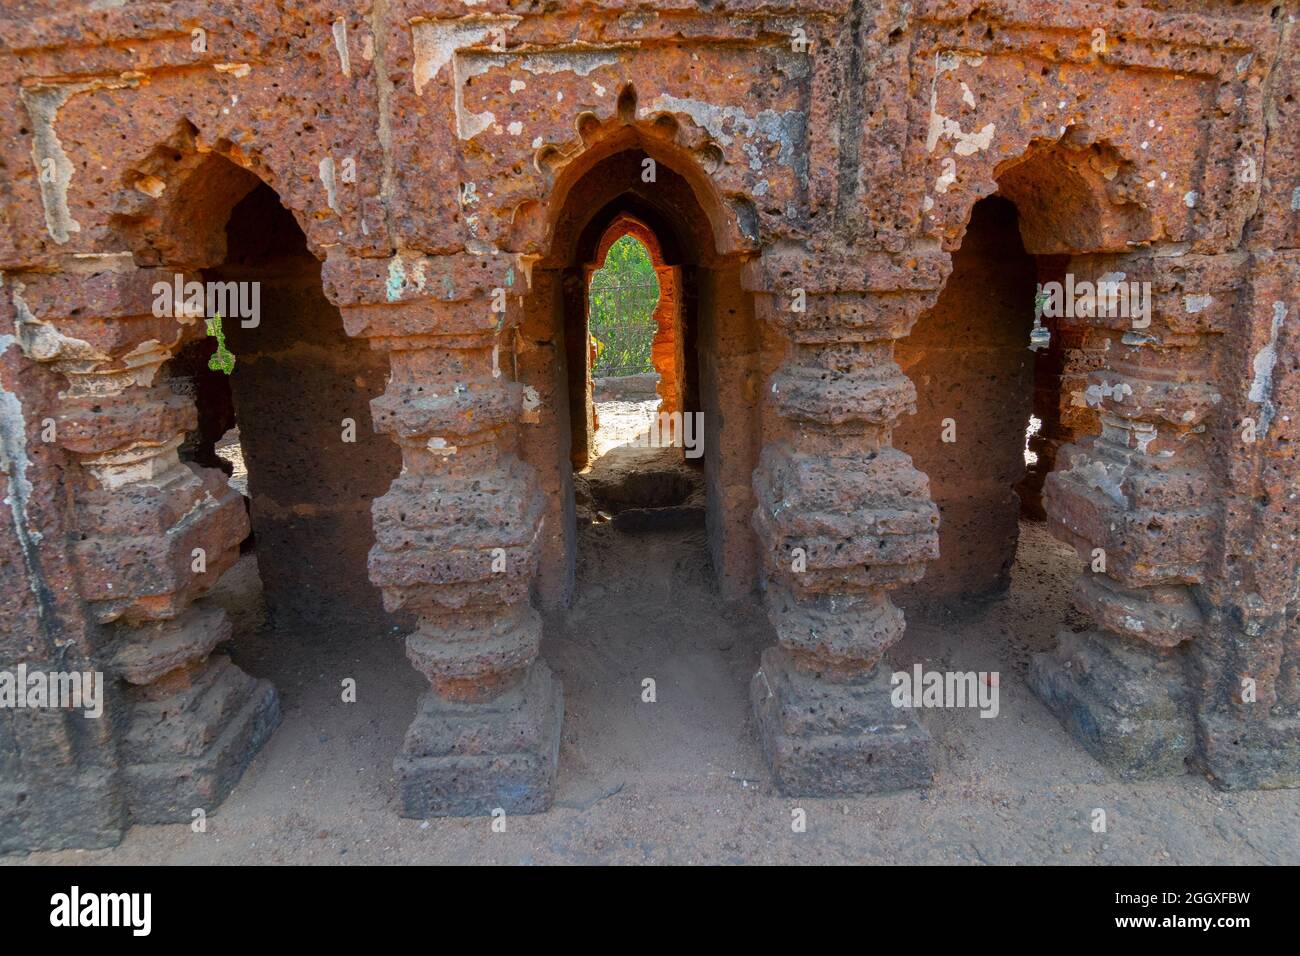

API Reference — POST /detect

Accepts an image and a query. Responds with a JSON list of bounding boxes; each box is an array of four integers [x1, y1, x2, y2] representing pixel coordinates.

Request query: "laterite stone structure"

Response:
[[1, 0, 1296, 850]]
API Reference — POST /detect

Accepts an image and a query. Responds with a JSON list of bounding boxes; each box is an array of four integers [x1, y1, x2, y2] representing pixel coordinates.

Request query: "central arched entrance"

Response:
[[517, 139, 763, 609], [508, 126, 769, 778]]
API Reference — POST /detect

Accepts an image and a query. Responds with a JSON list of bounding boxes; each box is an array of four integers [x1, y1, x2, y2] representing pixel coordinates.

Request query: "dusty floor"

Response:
[[11, 422, 1299, 865]]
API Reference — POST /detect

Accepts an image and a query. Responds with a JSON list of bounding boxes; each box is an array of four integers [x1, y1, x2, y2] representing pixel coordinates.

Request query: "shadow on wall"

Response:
[[894, 196, 1048, 605], [175, 181, 402, 633]]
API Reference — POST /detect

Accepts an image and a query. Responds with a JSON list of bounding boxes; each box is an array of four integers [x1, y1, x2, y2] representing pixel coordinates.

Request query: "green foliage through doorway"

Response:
[[588, 234, 661, 377]]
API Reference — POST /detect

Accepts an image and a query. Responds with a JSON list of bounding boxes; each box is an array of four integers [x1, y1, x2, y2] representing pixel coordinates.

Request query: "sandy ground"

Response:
[[214, 427, 248, 496], [12, 416, 1299, 866], [591, 398, 663, 457]]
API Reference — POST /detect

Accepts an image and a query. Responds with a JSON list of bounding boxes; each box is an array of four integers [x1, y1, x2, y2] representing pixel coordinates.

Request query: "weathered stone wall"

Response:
[[0, 0, 1295, 849], [896, 196, 1038, 602]]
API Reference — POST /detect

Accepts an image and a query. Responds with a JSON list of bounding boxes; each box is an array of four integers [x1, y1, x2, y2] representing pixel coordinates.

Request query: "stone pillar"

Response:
[[744, 245, 946, 795], [12, 266, 279, 822], [325, 253, 562, 817], [1031, 251, 1230, 779], [1191, 251, 1300, 788], [650, 264, 684, 416], [2, 273, 126, 851]]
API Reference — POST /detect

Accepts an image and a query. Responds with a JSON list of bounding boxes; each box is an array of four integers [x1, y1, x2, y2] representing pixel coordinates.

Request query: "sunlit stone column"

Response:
[[1032, 251, 1229, 778], [326, 252, 561, 816], [744, 245, 947, 795]]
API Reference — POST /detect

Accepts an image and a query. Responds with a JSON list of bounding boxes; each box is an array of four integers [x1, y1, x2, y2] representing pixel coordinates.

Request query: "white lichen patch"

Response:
[[926, 52, 995, 156], [934, 160, 956, 194], [521, 385, 541, 423], [450, 47, 507, 139], [0, 338, 44, 610], [332, 18, 352, 77], [21, 86, 83, 244], [1247, 301, 1285, 435], [1084, 379, 1134, 407], [1074, 457, 1130, 508], [451, 47, 625, 140], [644, 94, 806, 175], [1132, 421, 1158, 454], [461, 107, 496, 140], [11, 280, 105, 368], [520, 51, 619, 77], [1121, 331, 1159, 346], [411, 18, 519, 95], [318, 156, 340, 214]]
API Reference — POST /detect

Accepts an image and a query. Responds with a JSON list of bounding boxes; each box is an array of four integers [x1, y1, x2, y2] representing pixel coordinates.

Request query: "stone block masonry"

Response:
[[0, 0, 1295, 850]]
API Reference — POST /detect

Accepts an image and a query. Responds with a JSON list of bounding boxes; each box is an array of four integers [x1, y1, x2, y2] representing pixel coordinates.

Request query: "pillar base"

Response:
[[396, 661, 563, 818], [0, 767, 126, 853], [122, 657, 281, 823], [1030, 630, 1193, 779], [752, 647, 934, 796], [1196, 714, 1300, 790]]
